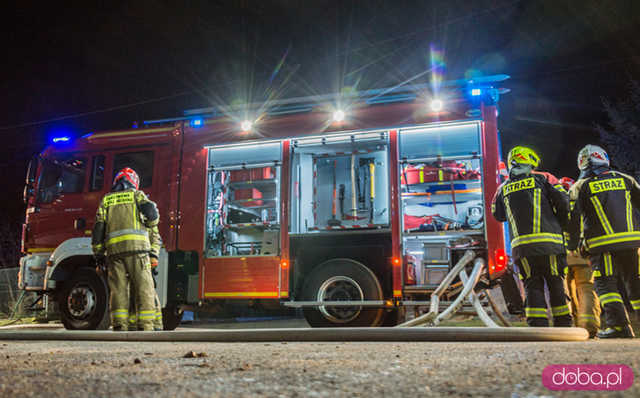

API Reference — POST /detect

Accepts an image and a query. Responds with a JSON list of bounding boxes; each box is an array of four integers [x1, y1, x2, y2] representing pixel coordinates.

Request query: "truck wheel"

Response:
[[59, 268, 110, 330], [162, 304, 184, 330], [302, 259, 384, 327]]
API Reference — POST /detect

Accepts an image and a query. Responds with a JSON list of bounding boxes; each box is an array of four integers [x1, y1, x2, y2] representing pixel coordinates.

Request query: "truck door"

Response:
[[109, 146, 173, 232], [30, 154, 97, 249]]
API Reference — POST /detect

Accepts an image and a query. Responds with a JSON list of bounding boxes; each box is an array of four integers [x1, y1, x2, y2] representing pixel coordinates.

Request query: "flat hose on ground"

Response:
[[0, 327, 589, 342]]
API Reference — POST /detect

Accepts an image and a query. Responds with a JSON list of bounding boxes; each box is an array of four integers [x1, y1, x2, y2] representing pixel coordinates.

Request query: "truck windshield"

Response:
[[37, 157, 87, 203]]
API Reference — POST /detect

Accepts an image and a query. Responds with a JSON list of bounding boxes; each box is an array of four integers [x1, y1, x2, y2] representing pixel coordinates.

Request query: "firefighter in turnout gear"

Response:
[[560, 177, 601, 337], [128, 223, 164, 331], [568, 145, 640, 338], [92, 168, 159, 331], [492, 146, 573, 327]]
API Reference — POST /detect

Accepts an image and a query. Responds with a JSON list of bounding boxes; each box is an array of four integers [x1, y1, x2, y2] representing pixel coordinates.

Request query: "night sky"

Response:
[[2, 0, 639, 227]]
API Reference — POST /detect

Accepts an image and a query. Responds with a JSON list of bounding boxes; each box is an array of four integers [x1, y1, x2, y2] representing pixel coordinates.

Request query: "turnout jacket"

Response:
[[92, 188, 159, 257], [568, 170, 640, 254], [492, 172, 570, 260]]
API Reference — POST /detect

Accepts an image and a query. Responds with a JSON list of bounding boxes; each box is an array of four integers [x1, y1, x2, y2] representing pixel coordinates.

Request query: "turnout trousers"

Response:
[[516, 254, 573, 327], [590, 249, 640, 329], [566, 262, 601, 333], [107, 252, 156, 331], [129, 290, 163, 331]]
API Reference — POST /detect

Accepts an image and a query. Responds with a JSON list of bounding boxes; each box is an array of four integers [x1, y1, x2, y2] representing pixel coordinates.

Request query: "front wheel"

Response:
[[58, 268, 110, 330], [302, 259, 384, 327]]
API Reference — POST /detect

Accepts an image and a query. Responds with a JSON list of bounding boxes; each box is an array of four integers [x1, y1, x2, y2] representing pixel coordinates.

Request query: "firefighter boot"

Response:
[[597, 324, 635, 339]]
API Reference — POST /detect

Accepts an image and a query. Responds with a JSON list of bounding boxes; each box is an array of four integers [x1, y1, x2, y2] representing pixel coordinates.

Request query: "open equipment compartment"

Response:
[[289, 131, 390, 233], [205, 141, 282, 258], [399, 121, 485, 287]]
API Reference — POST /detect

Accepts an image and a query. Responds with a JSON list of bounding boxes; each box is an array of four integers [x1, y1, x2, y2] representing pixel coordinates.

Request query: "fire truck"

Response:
[[18, 75, 512, 329]]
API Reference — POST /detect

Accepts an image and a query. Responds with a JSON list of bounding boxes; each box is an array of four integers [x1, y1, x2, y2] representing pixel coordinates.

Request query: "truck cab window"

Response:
[[37, 157, 87, 203], [90, 155, 105, 191], [113, 151, 153, 188]]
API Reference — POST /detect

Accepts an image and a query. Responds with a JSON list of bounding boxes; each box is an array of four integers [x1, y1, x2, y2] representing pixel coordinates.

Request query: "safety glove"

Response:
[[94, 255, 106, 277], [150, 254, 159, 276]]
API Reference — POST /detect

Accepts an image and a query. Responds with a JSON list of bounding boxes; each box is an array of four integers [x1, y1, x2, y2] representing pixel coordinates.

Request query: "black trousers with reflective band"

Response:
[[590, 249, 640, 328], [516, 254, 572, 327]]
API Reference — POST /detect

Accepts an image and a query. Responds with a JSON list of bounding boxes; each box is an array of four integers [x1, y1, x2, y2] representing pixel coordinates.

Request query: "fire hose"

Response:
[[398, 250, 504, 328]]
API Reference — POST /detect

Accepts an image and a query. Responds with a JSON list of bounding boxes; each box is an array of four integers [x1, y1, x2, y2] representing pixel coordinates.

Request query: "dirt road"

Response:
[[1, 336, 639, 397]]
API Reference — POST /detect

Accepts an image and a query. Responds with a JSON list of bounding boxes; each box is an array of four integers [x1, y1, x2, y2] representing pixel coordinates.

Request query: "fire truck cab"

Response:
[[19, 75, 511, 329]]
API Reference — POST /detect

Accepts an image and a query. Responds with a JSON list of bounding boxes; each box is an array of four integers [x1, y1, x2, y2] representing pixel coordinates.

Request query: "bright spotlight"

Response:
[[332, 110, 345, 122], [430, 99, 444, 112], [471, 88, 482, 96], [241, 120, 253, 131]]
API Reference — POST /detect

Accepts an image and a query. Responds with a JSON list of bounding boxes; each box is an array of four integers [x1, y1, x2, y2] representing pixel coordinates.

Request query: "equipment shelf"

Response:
[[228, 179, 277, 189]]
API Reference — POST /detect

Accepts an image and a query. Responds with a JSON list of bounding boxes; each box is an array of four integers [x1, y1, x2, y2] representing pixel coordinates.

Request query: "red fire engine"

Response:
[[18, 75, 510, 329]]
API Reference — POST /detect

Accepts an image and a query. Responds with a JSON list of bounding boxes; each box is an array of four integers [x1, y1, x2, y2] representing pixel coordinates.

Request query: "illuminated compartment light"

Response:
[[332, 109, 345, 122], [52, 136, 70, 143], [430, 99, 443, 112], [241, 120, 253, 131], [191, 118, 203, 127], [471, 88, 482, 96]]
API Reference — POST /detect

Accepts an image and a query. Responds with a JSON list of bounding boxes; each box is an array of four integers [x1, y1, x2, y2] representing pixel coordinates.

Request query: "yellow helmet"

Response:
[[507, 146, 540, 169]]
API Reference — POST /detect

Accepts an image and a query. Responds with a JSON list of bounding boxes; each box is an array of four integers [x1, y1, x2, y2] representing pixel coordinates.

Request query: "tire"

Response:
[[302, 258, 384, 327], [59, 268, 110, 330], [162, 304, 184, 330]]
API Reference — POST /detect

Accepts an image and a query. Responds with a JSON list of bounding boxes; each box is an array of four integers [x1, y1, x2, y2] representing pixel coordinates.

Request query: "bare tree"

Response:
[[0, 215, 20, 269], [596, 80, 640, 180]]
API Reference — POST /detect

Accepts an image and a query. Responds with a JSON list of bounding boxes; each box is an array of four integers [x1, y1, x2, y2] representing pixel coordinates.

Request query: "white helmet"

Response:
[[577, 144, 609, 171]]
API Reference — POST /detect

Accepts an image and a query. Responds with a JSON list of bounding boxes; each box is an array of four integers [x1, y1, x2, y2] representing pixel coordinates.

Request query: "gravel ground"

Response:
[[0, 337, 639, 397]]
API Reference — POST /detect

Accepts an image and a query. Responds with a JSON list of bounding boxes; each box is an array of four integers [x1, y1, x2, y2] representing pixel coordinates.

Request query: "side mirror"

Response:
[[23, 183, 34, 204]]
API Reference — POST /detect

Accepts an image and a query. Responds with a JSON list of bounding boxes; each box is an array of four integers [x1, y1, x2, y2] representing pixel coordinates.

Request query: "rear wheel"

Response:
[[302, 259, 384, 327], [59, 268, 110, 330]]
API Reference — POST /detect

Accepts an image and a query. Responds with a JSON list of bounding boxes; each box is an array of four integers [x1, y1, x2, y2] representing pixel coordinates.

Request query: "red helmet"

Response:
[[113, 167, 140, 190], [559, 177, 575, 191]]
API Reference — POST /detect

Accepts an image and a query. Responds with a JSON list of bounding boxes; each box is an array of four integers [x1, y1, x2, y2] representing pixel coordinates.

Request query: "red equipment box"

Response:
[[229, 169, 251, 182], [250, 166, 275, 180], [235, 188, 263, 207]]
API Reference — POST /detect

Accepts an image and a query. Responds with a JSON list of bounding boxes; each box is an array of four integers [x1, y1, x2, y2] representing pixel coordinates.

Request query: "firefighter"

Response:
[[92, 167, 159, 331], [568, 145, 640, 338], [560, 177, 601, 337], [491, 146, 572, 327], [128, 224, 164, 331]]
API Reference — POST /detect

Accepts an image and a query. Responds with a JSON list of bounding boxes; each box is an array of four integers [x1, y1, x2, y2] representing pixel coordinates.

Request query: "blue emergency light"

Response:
[[52, 136, 71, 143], [191, 118, 203, 127], [471, 88, 482, 96]]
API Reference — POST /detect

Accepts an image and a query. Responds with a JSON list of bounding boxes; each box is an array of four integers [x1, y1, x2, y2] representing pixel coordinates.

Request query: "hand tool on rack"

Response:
[[328, 159, 341, 226]]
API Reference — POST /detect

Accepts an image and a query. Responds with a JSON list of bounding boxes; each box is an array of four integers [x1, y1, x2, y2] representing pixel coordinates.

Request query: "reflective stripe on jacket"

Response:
[[92, 189, 156, 256], [491, 172, 570, 260], [568, 170, 640, 254]]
